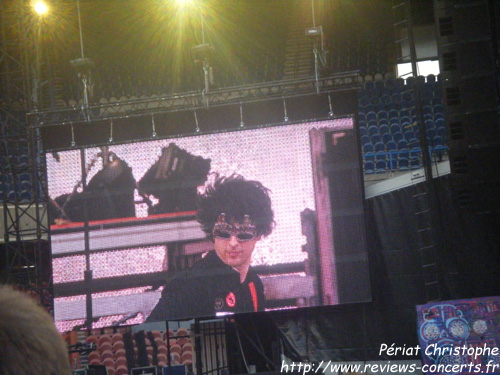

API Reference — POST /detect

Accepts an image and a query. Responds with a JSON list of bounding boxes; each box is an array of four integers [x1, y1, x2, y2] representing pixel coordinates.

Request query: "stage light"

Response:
[[33, 1, 49, 15], [175, 0, 197, 8]]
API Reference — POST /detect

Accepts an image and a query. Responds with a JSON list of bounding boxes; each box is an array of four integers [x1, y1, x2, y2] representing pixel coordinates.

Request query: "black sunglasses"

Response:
[[212, 213, 257, 242]]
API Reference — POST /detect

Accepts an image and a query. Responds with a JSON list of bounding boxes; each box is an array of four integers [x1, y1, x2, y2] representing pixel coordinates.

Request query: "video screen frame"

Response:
[[45, 117, 371, 331]]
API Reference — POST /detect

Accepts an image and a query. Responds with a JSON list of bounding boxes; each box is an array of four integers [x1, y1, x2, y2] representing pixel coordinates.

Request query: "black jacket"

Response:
[[147, 251, 265, 322]]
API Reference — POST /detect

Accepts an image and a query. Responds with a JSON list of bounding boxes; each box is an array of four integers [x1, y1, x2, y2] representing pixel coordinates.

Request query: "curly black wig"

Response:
[[197, 174, 275, 239]]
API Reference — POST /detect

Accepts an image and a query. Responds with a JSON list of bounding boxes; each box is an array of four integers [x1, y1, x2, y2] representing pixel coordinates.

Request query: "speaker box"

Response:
[[441, 75, 499, 114], [448, 145, 500, 184], [434, 1, 492, 44], [438, 40, 496, 79], [446, 110, 500, 149]]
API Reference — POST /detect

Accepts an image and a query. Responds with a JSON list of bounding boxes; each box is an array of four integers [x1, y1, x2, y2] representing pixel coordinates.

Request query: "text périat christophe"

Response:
[[380, 343, 499, 359]]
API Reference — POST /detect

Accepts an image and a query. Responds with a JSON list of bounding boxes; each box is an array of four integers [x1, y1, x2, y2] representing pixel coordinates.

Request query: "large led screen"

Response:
[[46, 118, 371, 331]]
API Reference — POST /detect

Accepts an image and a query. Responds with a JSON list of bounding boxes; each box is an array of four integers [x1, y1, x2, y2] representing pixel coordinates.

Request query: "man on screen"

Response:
[[147, 174, 275, 321]]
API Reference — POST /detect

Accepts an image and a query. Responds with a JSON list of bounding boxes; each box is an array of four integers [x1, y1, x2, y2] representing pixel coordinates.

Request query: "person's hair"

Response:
[[197, 174, 275, 239], [0, 285, 71, 375]]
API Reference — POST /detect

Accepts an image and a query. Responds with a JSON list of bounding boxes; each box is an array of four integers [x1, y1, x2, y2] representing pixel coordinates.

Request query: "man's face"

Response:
[[214, 234, 259, 271], [212, 215, 259, 272]]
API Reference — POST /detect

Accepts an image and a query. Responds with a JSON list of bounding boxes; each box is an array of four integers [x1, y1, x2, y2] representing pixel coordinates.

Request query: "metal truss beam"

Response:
[[27, 71, 361, 129]]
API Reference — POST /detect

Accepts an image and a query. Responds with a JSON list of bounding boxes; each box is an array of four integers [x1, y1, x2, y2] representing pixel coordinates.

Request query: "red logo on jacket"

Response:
[[226, 292, 236, 307]]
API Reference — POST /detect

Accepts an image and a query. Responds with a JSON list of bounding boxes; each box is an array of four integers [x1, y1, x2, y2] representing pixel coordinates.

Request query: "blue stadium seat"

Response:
[[398, 155, 409, 171], [367, 124, 378, 136], [403, 130, 415, 143], [366, 111, 377, 122], [361, 134, 371, 146], [395, 77, 405, 90], [369, 96, 381, 106], [371, 134, 381, 145], [433, 103, 444, 114], [410, 150, 421, 169], [385, 78, 396, 90], [408, 137, 420, 149], [375, 158, 387, 173], [359, 125, 368, 137], [385, 139, 397, 152], [435, 117, 445, 128], [389, 117, 401, 127], [425, 119, 435, 130], [374, 141, 386, 153], [432, 97, 442, 106], [397, 139, 408, 150], [378, 118, 389, 128], [389, 123, 401, 135], [432, 135, 444, 148], [363, 142, 374, 153], [387, 154, 398, 171], [436, 125, 447, 139], [388, 109, 399, 119], [426, 128, 436, 141], [393, 131, 404, 143], [381, 132, 393, 145], [378, 124, 390, 136], [364, 80, 375, 91], [377, 110, 388, 121], [364, 153, 375, 174]]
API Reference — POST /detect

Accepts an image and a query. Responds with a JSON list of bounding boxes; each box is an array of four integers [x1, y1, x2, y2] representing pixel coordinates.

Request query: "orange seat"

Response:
[[157, 344, 168, 356], [176, 337, 189, 347], [181, 350, 192, 362], [115, 364, 128, 375], [157, 352, 167, 363], [89, 358, 102, 366], [114, 348, 126, 357], [182, 343, 192, 353], [86, 335, 98, 344], [151, 330, 162, 339], [176, 328, 189, 337], [163, 330, 175, 340], [171, 352, 181, 365], [111, 333, 123, 344], [114, 356, 127, 368], [88, 351, 100, 362], [170, 343, 182, 355], [112, 340, 125, 352], [100, 349, 113, 360], [99, 341, 112, 353], [98, 334, 112, 346], [103, 357, 115, 368]]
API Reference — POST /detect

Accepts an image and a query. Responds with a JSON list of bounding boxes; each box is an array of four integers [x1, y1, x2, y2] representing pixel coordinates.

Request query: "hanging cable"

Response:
[[233, 320, 276, 368], [283, 99, 289, 123], [151, 114, 157, 138], [234, 322, 250, 373], [70, 124, 76, 147], [239, 102, 244, 128], [328, 93, 334, 117], [194, 110, 200, 133], [108, 119, 113, 143]]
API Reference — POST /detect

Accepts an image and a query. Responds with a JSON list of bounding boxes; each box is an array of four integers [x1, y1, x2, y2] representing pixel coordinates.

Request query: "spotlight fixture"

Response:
[[70, 57, 95, 72], [305, 26, 323, 38]]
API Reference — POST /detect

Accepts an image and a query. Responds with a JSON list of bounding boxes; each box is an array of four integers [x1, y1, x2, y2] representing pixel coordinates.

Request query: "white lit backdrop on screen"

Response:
[[46, 118, 360, 330]]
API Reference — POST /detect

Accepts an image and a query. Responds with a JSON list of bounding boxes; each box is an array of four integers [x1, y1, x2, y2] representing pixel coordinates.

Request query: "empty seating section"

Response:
[[0, 138, 36, 203], [83, 328, 193, 375], [358, 74, 447, 174]]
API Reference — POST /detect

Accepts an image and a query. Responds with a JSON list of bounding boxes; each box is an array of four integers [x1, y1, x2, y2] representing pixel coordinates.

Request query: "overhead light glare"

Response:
[[33, 1, 49, 15]]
